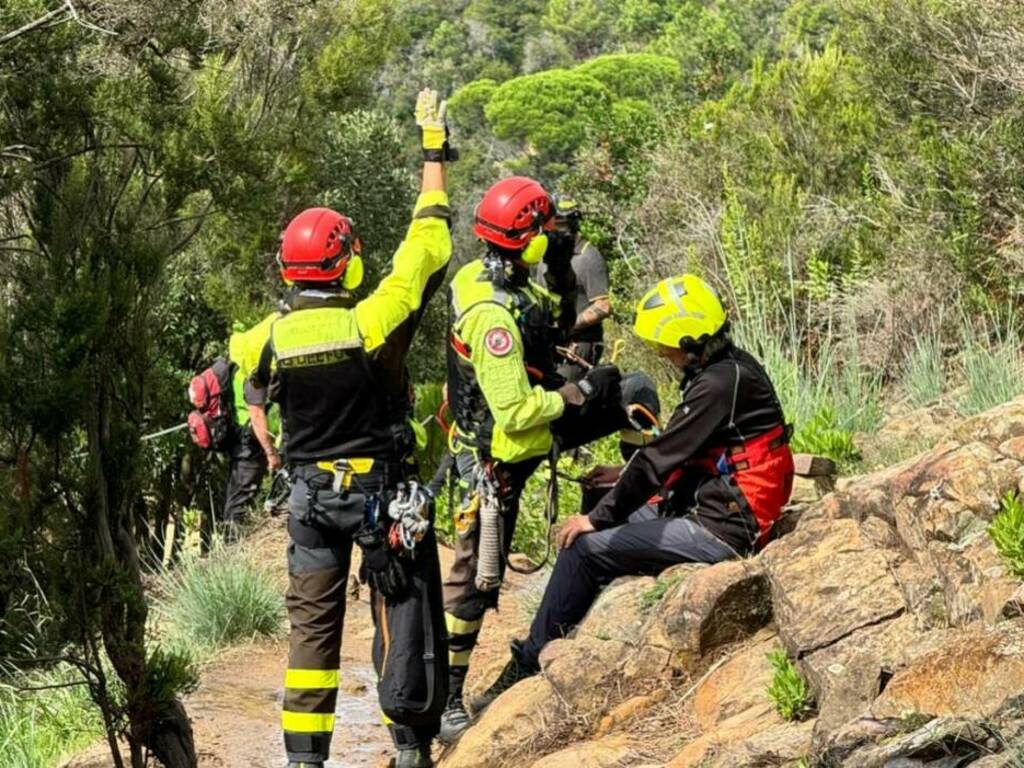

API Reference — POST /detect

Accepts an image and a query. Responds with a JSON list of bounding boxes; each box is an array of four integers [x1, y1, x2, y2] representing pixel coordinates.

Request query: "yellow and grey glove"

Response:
[[415, 87, 458, 163]]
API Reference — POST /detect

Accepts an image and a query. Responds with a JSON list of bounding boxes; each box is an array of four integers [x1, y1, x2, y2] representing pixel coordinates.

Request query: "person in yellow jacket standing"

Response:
[[248, 89, 454, 768], [439, 176, 622, 744], [221, 313, 280, 539]]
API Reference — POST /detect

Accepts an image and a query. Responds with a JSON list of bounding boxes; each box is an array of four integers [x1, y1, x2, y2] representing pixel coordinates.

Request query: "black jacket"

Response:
[[587, 343, 786, 553]]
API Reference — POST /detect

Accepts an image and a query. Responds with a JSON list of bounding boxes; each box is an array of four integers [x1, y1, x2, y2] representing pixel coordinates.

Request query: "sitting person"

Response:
[[473, 274, 795, 709]]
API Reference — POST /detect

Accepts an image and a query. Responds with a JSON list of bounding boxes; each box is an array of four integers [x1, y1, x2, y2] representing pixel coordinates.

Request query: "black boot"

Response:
[[438, 692, 471, 746], [392, 745, 433, 767], [438, 664, 471, 746], [469, 640, 539, 716]]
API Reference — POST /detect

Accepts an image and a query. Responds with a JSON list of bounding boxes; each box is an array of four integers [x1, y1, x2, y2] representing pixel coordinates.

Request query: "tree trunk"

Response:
[[89, 371, 198, 768]]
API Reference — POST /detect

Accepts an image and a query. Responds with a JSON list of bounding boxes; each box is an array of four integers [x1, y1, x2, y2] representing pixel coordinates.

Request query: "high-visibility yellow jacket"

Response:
[[447, 259, 565, 464], [251, 191, 452, 462], [229, 312, 279, 428]]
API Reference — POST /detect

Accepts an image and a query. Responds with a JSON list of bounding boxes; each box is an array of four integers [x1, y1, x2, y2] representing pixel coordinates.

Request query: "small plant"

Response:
[[766, 650, 812, 721], [639, 571, 686, 612], [791, 406, 861, 470], [156, 549, 284, 658], [990, 490, 1024, 579]]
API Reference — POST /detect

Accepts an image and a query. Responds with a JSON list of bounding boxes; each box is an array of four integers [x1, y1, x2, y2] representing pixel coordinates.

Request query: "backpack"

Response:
[[187, 357, 236, 451]]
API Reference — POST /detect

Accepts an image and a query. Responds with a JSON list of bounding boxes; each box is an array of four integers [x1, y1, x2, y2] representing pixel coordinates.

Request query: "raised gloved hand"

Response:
[[355, 524, 407, 599], [577, 364, 622, 404], [415, 87, 458, 162]]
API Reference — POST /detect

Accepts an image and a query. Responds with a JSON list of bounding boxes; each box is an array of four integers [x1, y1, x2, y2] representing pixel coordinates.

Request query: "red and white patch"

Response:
[[484, 327, 513, 357]]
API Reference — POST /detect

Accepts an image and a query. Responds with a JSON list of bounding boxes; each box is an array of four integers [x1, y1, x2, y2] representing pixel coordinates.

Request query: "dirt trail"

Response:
[[67, 520, 545, 768]]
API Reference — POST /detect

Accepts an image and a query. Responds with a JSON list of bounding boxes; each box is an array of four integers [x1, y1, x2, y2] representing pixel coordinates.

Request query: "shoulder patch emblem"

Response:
[[484, 327, 513, 357]]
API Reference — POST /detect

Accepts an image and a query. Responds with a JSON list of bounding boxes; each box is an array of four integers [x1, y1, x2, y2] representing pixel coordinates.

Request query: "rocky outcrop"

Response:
[[442, 397, 1024, 768], [632, 560, 771, 673], [440, 676, 560, 768], [528, 735, 633, 768], [871, 621, 1024, 720], [762, 517, 906, 656]]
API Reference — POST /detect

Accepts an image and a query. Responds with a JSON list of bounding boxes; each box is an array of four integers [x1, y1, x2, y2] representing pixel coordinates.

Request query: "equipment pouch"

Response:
[[372, 527, 449, 727]]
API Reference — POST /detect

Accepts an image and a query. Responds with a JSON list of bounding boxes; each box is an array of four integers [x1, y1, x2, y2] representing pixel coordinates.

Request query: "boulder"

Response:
[[667, 631, 804, 768], [872, 620, 1024, 720], [528, 735, 633, 768], [923, 533, 1016, 627], [575, 574, 658, 644], [761, 517, 905, 657], [837, 717, 993, 768], [954, 396, 1024, 445], [439, 676, 561, 768], [595, 690, 667, 737], [540, 635, 629, 713], [702, 720, 815, 768], [692, 630, 782, 733], [800, 614, 930, 754], [889, 442, 1017, 555], [640, 560, 772, 669]]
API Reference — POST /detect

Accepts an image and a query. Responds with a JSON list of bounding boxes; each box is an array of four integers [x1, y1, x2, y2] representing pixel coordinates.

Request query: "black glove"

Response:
[[355, 524, 407, 599], [577, 364, 622, 404]]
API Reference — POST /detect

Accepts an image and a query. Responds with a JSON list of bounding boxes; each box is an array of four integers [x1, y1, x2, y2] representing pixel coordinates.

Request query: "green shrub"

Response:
[[157, 550, 284, 658], [0, 665, 103, 768], [483, 69, 612, 157], [574, 53, 681, 100], [447, 78, 499, 130], [766, 650, 812, 721], [791, 406, 861, 470], [990, 490, 1024, 579]]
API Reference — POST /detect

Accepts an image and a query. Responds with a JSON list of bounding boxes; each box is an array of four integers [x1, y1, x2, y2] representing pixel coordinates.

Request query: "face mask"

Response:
[[520, 233, 548, 265]]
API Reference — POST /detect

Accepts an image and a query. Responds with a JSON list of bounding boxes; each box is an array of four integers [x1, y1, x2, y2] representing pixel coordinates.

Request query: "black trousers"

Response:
[[281, 464, 440, 763], [223, 426, 267, 525], [520, 505, 736, 666]]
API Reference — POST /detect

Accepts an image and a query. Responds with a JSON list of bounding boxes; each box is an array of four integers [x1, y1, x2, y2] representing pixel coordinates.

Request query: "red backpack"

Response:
[[187, 357, 235, 451]]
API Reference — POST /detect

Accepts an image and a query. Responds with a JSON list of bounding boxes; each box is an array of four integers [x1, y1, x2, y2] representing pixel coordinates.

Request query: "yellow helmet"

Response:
[[633, 274, 727, 348]]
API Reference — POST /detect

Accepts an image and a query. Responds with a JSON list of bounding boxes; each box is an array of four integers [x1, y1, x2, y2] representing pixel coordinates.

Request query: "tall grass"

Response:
[[0, 665, 103, 768], [958, 314, 1024, 415], [735, 302, 870, 469], [903, 330, 945, 408], [155, 549, 284, 660]]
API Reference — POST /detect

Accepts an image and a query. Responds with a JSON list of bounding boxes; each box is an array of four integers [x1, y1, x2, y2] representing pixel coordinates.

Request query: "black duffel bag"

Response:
[[370, 521, 448, 727]]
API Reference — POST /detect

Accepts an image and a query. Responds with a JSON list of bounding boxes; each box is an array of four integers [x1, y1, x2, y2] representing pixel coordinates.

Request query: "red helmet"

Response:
[[473, 176, 554, 251], [278, 207, 360, 283]]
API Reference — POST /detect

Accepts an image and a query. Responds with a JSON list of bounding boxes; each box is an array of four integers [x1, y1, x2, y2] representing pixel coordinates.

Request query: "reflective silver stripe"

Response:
[[274, 337, 362, 360]]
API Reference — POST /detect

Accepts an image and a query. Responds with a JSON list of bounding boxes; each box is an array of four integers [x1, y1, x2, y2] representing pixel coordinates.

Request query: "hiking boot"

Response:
[[392, 745, 433, 767], [469, 640, 539, 716], [287, 762, 323, 768], [437, 698, 471, 746]]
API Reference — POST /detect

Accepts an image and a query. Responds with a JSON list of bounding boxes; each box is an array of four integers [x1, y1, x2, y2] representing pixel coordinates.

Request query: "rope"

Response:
[[505, 448, 559, 575]]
